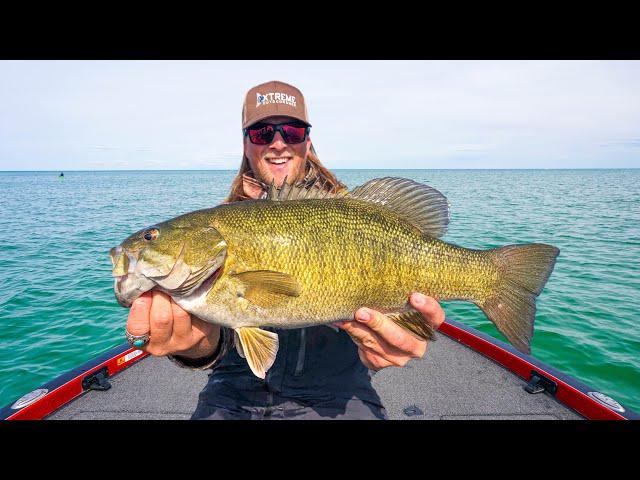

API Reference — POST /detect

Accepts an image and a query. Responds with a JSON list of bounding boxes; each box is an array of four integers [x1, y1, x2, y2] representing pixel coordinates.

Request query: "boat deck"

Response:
[[47, 329, 582, 420]]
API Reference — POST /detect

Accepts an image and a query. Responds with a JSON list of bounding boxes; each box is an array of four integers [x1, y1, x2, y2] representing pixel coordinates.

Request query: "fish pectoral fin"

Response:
[[233, 270, 301, 296], [386, 309, 436, 342], [235, 327, 279, 379], [233, 270, 301, 308]]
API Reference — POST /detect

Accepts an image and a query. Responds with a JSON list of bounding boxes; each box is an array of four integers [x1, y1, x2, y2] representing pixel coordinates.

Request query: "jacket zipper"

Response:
[[294, 328, 306, 376]]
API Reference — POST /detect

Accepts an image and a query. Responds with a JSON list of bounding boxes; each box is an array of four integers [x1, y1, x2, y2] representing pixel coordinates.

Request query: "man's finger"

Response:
[[339, 320, 383, 353], [149, 290, 174, 345], [340, 319, 417, 361], [127, 292, 152, 336], [409, 293, 446, 329], [190, 314, 216, 339], [354, 308, 426, 354], [170, 298, 193, 340]]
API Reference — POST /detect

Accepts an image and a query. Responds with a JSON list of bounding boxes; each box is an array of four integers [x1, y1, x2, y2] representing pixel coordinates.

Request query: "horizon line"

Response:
[[2, 167, 640, 173]]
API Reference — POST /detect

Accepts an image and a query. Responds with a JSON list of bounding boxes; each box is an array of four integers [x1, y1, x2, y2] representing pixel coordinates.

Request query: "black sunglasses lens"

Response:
[[248, 124, 275, 145], [281, 124, 307, 144], [247, 123, 307, 144]]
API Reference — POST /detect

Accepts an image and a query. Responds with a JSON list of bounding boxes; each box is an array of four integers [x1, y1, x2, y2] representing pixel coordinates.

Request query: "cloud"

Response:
[[94, 145, 120, 151]]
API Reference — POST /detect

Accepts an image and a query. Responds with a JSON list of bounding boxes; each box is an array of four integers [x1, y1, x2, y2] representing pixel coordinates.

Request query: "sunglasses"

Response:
[[243, 121, 310, 145]]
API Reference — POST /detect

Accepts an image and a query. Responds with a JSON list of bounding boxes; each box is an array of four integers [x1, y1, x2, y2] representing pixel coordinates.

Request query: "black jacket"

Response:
[[173, 326, 387, 419]]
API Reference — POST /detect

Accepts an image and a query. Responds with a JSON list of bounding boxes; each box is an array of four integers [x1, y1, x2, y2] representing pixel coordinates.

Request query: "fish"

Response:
[[111, 177, 559, 378]]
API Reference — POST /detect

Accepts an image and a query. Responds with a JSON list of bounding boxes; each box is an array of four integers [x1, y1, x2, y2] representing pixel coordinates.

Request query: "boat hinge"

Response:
[[82, 367, 112, 392], [524, 370, 557, 395]]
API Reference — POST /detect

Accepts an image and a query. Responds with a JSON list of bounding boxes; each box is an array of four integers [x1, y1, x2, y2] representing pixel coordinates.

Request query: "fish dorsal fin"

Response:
[[348, 177, 450, 238], [234, 327, 279, 379], [266, 176, 348, 201]]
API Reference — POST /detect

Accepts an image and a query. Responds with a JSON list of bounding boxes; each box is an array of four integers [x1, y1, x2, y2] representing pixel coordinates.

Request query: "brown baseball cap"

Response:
[[242, 80, 311, 129]]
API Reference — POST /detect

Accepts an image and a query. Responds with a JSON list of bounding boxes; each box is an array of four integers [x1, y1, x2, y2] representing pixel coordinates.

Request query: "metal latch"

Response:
[[524, 370, 557, 395], [403, 405, 424, 417], [82, 367, 112, 391]]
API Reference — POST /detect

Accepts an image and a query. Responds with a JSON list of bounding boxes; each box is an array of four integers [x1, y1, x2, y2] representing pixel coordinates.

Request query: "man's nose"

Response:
[[269, 131, 287, 149]]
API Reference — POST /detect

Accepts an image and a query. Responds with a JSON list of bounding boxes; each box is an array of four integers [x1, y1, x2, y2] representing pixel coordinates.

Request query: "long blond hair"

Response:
[[224, 144, 346, 203]]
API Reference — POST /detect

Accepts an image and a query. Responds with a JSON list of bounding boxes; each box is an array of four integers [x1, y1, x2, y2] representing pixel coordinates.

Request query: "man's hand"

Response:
[[335, 293, 445, 371], [126, 290, 220, 359]]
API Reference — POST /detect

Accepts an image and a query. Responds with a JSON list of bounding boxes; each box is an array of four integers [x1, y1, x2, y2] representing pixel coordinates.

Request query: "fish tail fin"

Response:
[[478, 244, 559, 354]]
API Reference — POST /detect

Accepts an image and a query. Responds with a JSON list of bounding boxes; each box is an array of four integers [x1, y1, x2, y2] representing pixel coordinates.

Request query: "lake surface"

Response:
[[0, 169, 638, 413]]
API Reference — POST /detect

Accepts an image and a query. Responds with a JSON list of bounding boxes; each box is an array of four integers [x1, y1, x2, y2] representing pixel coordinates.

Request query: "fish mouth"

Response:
[[113, 264, 222, 308], [113, 262, 222, 308], [114, 273, 155, 308], [110, 246, 139, 277], [111, 241, 226, 307], [111, 245, 151, 307]]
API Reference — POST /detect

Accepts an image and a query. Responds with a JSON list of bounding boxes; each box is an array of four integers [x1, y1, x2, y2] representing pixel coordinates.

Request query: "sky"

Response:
[[0, 60, 639, 170]]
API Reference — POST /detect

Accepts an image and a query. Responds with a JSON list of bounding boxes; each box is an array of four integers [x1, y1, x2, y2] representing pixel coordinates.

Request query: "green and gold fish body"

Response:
[[112, 177, 559, 378], [195, 198, 497, 329]]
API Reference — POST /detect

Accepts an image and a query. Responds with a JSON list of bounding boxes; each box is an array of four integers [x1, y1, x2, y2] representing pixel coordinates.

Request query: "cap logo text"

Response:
[[256, 92, 297, 108]]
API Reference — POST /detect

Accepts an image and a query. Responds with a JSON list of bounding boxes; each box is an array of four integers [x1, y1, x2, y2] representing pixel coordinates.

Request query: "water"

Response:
[[0, 169, 638, 413]]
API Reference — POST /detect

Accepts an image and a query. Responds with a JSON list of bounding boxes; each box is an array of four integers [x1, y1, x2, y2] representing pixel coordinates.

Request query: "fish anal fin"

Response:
[[235, 327, 279, 379]]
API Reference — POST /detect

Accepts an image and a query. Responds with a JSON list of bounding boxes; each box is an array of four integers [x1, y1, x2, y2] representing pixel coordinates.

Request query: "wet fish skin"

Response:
[[111, 177, 559, 377], [193, 198, 489, 327]]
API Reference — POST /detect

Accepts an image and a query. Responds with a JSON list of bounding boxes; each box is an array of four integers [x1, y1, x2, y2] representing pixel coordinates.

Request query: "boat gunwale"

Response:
[[2, 319, 637, 420], [439, 319, 638, 420], [0, 344, 149, 420]]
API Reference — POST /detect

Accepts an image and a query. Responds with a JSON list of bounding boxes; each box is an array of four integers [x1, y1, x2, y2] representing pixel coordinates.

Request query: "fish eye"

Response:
[[143, 228, 159, 241]]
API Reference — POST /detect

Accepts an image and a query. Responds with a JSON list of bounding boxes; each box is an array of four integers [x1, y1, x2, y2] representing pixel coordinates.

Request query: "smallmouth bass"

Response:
[[111, 177, 559, 378]]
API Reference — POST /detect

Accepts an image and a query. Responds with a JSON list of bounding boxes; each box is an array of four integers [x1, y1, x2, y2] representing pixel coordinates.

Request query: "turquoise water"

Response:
[[1, 169, 638, 413]]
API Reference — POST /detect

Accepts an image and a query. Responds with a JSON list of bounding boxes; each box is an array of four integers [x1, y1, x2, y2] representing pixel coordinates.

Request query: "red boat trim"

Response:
[[1, 344, 149, 420], [439, 319, 637, 420]]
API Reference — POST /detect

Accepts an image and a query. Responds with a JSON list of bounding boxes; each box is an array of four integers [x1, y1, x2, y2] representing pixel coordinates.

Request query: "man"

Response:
[[125, 80, 446, 419]]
